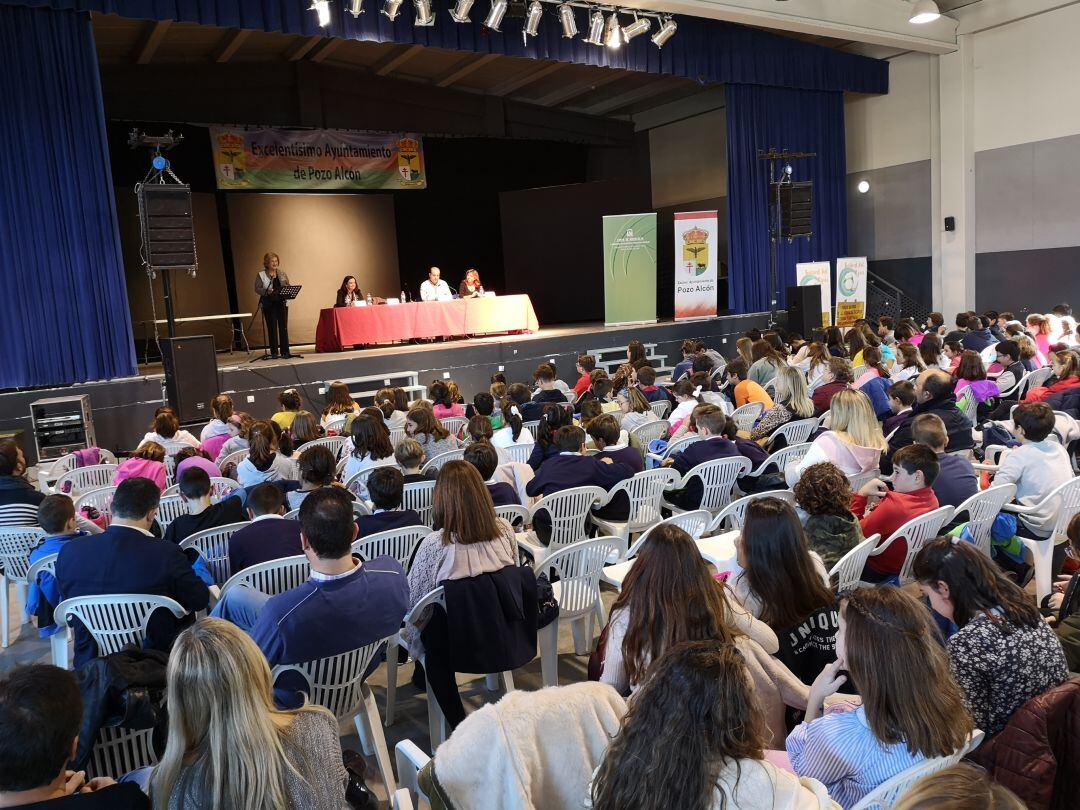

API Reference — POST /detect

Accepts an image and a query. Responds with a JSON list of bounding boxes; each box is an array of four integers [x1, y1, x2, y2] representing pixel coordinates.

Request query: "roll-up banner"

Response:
[[673, 211, 719, 320], [602, 213, 657, 326], [796, 261, 833, 327], [835, 256, 868, 327]]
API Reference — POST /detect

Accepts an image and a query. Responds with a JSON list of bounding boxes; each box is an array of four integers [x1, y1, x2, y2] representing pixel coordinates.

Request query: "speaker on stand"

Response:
[[786, 284, 823, 338], [159, 336, 219, 424]]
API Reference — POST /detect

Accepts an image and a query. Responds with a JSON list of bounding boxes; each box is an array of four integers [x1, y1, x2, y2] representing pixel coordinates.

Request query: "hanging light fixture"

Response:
[[347, 0, 364, 16], [484, 0, 508, 30], [381, 0, 404, 20], [603, 12, 621, 48], [583, 9, 605, 45], [414, 0, 435, 25], [450, 0, 474, 22], [557, 3, 578, 38], [524, 0, 544, 37], [309, 0, 332, 27], [650, 15, 676, 48], [909, 0, 941, 24], [621, 13, 650, 41]]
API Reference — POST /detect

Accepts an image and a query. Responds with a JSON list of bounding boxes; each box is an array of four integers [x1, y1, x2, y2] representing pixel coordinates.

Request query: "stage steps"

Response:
[[586, 343, 673, 378]]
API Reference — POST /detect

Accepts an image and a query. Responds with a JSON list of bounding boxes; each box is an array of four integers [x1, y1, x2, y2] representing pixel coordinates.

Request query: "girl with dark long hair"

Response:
[[526, 402, 572, 471]]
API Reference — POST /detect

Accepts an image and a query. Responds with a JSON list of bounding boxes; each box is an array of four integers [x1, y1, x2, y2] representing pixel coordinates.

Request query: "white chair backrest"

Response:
[[1020, 365, 1054, 397], [661, 434, 702, 460], [851, 365, 866, 380], [155, 494, 187, 529], [729, 402, 764, 432], [1047, 476, 1080, 540], [439, 417, 468, 437], [953, 484, 1017, 557], [849, 732, 977, 810], [323, 415, 348, 436], [541, 537, 620, 616], [352, 500, 372, 518], [73, 486, 118, 529], [283, 507, 300, 520], [521, 420, 541, 436], [529, 486, 606, 550], [769, 418, 818, 447], [26, 551, 59, 586], [179, 521, 248, 585], [301, 436, 350, 459], [420, 449, 464, 475], [55, 464, 118, 497], [710, 490, 796, 533], [209, 477, 242, 502], [817, 410, 831, 429], [389, 427, 407, 448], [494, 503, 530, 528], [828, 534, 881, 592], [628, 419, 669, 454], [352, 525, 429, 571], [404, 586, 446, 628], [680, 457, 753, 513], [956, 385, 978, 426], [648, 399, 672, 419], [163, 455, 176, 487], [503, 443, 533, 464], [0, 527, 47, 582], [605, 469, 681, 529], [403, 480, 437, 526], [846, 468, 880, 494], [271, 638, 388, 721], [625, 510, 711, 560], [53, 594, 187, 659], [344, 468, 376, 499], [891, 506, 956, 583], [763, 378, 777, 394], [220, 554, 311, 601], [218, 449, 249, 476], [750, 442, 813, 476]]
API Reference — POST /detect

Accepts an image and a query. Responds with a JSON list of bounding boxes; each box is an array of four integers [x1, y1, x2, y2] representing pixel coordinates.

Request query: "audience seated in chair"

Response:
[[138, 408, 200, 452], [163, 467, 246, 546], [25, 496, 93, 639], [615, 386, 659, 434], [883, 380, 916, 435], [727, 359, 775, 410], [463, 441, 520, 507], [394, 439, 435, 484], [173, 446, 223, 486], [212, 487, 408, 708], [527, 403, 573, 471], [521, 364, 568, 420], [749, 366, 815, 444], [787, 587, 973, 809], [56, 477, 210, 668], [666, 379, 706, 435], [491, 400, 534, 449], [285, 445, 341, 511], [634, 365, 669, 404], [0, 437, 45, 525], [810, 358, 854, 418], [787, 389, 887, 487], [227, 483, 302, 574], [236, 421, 298, 487], [586, 414, 643, 473], [662, 406, 764, 509], [343, 415, 396, 497], [910, 414, 978, 510], [113, 442, 167, 492], [354, 466, 425, 540], [793, 463, 865, 570], [405, 405, 462, 461], [882, 369, 973, 474], [572, 353, 597, 399], [855, 347, 894, 420], [0, 664, 150, 808]]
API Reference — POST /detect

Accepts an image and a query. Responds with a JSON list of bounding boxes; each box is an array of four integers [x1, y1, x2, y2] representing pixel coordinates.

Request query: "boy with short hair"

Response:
[[394, 439, 433, 483], [227, 482, 302, 574], [572, 354, 596, 399], [726, 359, 774, 410], [463, 441, 520, 506], [662, 406, 755, 509], [356, 465, 424, 537], [585, 414, 643, 472], [531, 363, 569, 405], [26, 495, 89, 638], [163, 467, 246, 545], [910, 413, 977, 509], [634, 365, 668, 403], [883, 380, 916, 435]]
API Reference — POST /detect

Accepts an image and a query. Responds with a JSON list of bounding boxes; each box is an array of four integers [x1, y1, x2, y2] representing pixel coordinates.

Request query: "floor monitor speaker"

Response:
[[160, 336, 218, 423], [786, 284, 823, 338]]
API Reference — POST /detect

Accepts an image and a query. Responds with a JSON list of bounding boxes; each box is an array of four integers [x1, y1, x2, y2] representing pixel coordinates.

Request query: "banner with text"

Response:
[[210, 126, 426, 190], [674, 211, 718, 320], [796, 261, 833, 327], [603, 213, 657, 326], [834, 256, 868, 327]]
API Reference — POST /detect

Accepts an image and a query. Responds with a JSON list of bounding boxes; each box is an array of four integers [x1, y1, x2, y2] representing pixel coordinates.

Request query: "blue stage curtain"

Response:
[[0, 5, 136, 388], [0, 0, 887, 94], [725, 83, 849, 315]]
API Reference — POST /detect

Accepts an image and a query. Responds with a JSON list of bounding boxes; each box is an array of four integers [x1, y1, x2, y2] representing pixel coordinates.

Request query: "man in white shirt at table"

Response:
[[419, 266, 453, 302]]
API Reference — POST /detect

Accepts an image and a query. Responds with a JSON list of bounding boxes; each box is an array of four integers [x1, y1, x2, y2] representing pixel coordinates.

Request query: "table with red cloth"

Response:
[[314, 294, 540, 352]]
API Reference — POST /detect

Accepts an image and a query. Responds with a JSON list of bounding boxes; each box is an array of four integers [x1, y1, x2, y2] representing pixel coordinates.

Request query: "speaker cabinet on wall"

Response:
[[159, 336, 218, 423], [138, 184, 196, 270], [786, 284, 823, 338]]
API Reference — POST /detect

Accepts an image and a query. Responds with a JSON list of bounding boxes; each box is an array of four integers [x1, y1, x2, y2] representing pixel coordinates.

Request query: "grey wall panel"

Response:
[[1032, 135, 1080, 249], [975, 247, 1080, 315], [847, 160, 931, 261]]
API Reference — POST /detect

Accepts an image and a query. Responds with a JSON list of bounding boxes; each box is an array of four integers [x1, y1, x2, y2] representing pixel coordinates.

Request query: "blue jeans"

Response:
[[210, 584, 269, 633]]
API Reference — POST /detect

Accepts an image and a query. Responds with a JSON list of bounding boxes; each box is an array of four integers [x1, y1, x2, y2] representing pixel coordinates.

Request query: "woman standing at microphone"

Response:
[[255, 252, 292, 359]]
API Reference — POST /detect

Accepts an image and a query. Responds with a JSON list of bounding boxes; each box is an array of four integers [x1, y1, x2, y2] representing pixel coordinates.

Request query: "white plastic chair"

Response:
[[26, 552, 59, 595], [283, 508, 300, 520], [517, 486, 606, 567], [1015, 366, 1053, 400], [51, 593, 188, 671], [403, 480, 437, 526], [155, 494, 187, 529], [439, 416, 468, 437], [648, 399, 672, 419], [162, 477, 243, 502], [179, 521, 248, 585], [645, 433, 702, 467], [1009, 476, 1080, 604], [494, 503, 530, 529], [394, 740, 431, 808], [952, 483, 1017, 557], [420, 449, 465, 475], [389, 427, 407, 448], [219, 554, 311, 603], [589, 468, 681, 554], [271, 639, 397, 798], [828, 534, 882, 591], [503, 443, 534, 464], [218, 448, 249, 476], [956, 385, 979, 426], [600, 510, 710, 590], [538, 537, 620, 687], [323, 415, 349, 436], [163, 455, 176, 488], [816, 409, 831, 428], [707, 489, 797, 534], [344, 467, 375, 499], [849, 730, 983, 810], [864, 505, 955, 584], [54, 464, 118, 497], [628, 419, 669, 456], [666, 457, 753, 516], [767, 417, 818, 448], [522, 420, 541, 436], [0, 526, 46, 647], [730, 402, 765, 432], [694, 528, 739, 571], [73, 486, 117, 529], [351, 525, 429, 571], [302, 435, 350, 459], [740, 442, 812, 489], [846, 468, 881, 494]]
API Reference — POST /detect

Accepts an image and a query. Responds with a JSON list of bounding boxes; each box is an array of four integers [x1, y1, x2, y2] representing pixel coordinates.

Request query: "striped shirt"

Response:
[[786, 705, 925, 809], [0, 503, 40, 527]]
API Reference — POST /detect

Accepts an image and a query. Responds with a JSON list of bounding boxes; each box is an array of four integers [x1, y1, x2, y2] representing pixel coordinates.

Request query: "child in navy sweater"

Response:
[[463, 440, 520, 506], [662, 406, 763, 509]]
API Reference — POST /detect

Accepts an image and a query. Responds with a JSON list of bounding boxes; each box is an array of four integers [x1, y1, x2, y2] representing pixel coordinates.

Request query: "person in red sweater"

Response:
[[572, 353, 596, 400], [853, 443, 940, 582], [1023, 350, 1079, 403], [811, 357, 854, 417]]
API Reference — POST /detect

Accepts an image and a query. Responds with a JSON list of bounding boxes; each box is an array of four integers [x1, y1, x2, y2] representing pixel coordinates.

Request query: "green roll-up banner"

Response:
[[602, 213, 657, 326]]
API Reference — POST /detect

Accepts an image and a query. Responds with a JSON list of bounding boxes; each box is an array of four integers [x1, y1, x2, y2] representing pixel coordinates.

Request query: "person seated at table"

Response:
[[335, 275, 364, 307], [661, 406, 757, 510], [586, 414, 643, 473], [356, 466, 424, 538], [164, 467, 247, 546], [420, 266, 452, 301], [458, 268, 484, 298], [227, 483, 302, 574], [463, 441, 520, 506]]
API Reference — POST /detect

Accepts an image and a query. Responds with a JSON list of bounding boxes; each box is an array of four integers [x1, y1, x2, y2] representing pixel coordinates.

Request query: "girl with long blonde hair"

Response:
[[786, 388, 886, 486], [151, 618, 347, 810], [749, 365, 814, 443]]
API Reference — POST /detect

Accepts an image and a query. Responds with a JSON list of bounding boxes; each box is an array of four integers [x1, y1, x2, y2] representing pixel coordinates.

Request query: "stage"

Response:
[[0, 311, 776, 464]]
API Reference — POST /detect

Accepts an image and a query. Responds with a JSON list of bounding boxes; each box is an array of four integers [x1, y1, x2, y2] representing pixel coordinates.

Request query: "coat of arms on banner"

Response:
[[682, 226, 709, 276], [397, 138, 423, 185], [215, 131, 247, 185]]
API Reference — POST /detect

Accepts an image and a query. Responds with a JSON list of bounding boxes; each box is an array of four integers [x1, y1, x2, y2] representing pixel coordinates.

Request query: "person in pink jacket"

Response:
[[112, 441, 168, 491]]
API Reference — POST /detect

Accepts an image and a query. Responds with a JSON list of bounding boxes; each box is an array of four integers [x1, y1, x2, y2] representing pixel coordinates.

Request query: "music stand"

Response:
[[248, 285, 303, 362]]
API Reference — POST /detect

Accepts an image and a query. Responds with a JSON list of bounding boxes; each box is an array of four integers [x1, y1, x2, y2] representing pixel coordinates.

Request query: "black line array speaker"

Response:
[[160, 336, 218, 423], [770, 181, 813, 238], [138, 184, 195, 269], [786, 284, 823, 338]]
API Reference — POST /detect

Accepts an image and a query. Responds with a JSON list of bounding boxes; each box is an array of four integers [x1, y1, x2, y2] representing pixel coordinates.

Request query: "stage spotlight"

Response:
[[414, 0, 435, 25], [604, 13, 621, 48], [558, 3, 578, 38], [857, 180, 871, 193], [381, 0, 404, 19], [524, 0, 543, 36], [621, 14, 651, 42], [450, 0, 474, 22], [348, 0, 364, 16], [909, 0, 941, 24], [583, 9, 605, 45], [484, 0, 508, 30], [309, 0, 332, 27], [650, 15, 676, 48]]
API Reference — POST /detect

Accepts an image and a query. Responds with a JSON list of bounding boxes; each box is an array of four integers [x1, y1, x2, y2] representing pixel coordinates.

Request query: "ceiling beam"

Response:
[[534, 69, 623, 108], [629, 85, 726, 131], [434, 52, 501, 88], [489, 61, 568, 97], [372, 43, 425, 76], [284, 36, 323, 61], [212, 28, 251, 64], [573, 79, 685, 117], [310, 38, 345, 63], [133, 20, 172, 65]]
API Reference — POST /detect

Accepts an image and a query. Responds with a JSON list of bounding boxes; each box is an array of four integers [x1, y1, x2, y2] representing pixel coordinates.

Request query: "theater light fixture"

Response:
[[309, 0, 332, 27], [604, 12, 622, 48], [650, 15, 676, 48], [348, 0, 364, 16], [524, 0, 544, 36], [557, 3, 578, 38], [484, 0, 508, 30], [909, 0, 941, 24], [583, 8, 605, 45], [414, 0, 435, 25], [621, 13, 650, 41], [381, 0, 404, 19], [450, 0, 474, 22], [857, 180, 870, 193]]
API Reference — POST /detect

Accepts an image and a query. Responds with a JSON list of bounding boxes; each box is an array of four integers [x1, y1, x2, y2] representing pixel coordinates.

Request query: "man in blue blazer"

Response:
[[56, 478, 210, 668], [356, 467, 424, 538]]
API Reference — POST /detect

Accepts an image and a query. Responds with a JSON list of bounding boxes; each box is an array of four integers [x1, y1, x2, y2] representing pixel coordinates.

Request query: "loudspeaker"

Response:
[[944, 216, 956, 232], [160, 336, 218, 423], [138, 184, 196, 270], [770, 181, 813, 238], [786, 284, 823, 338]]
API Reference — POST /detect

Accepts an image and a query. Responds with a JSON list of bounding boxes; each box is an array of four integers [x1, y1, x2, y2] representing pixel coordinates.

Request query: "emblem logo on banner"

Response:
[[834, 256, 868, 327], [602, 213, 658, 327], [673, 211, 718, 320]]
